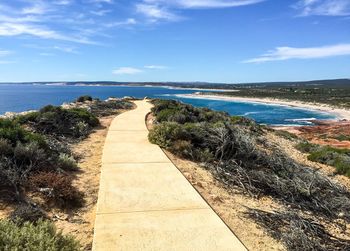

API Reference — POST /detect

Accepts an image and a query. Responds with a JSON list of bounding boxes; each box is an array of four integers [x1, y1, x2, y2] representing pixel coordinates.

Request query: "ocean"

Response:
[[0, 84, 335, 126]]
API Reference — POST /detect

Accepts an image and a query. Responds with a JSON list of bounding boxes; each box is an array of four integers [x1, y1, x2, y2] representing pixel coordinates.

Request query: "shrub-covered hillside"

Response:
[[0, 96, 134, 250], [149, 99, 350, 251]]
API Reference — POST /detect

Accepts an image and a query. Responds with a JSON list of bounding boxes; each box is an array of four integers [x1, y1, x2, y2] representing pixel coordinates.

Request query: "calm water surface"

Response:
[[0, 84, 335, 126]]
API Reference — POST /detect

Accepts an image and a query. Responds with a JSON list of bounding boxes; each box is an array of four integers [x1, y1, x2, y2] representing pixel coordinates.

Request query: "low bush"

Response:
[[0, 118, 46, 147], [0, 138, 12, 155], [334, 134, 350, 142], [10, 204, 46, 224], [17, 106, 99, 138], [13, 142, 48, 170], [75, 98, 135, 117], [151, 99, 230, 124], [0, 219, 80, 250], [57, 153, 78, 171], [296, 141, 319, 153], [148, 122, 185, 148], [76, 95, 93, 102], [29, 172, 84, 208], [297, 142, 350, 177], [274, 130, 299, 141]]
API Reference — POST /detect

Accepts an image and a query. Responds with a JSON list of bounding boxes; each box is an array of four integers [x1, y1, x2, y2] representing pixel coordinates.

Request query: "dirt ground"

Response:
[[52, 115, 114, 250]]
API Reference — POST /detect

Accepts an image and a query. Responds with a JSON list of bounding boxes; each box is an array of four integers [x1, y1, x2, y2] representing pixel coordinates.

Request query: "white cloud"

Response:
[[112, 67, 144, 75], [0, 22, 95, 44], [136, 0, 264, 22], [0, 60, 15, 64], [0, 49, 14, 64], [144, 65, 168, 69], [53, 45, 78, 53], [105, 18, 137, 28], [90, 9, 112, 16], [40, 52, 55, 56], [0, 1, 112, 44], [53, 0, 72, 5], [244, 43, 350, 63], [144, 0, 265, 9], [21, 2, 50, 15], [295, 0, 350, 16], [90, 0, 114, 3], [136, 4, 180, 22], [0, 50, 12, 57]]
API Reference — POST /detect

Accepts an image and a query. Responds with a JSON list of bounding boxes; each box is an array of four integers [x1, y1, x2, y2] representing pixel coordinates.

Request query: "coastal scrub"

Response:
[[149, 99, 350, 251]]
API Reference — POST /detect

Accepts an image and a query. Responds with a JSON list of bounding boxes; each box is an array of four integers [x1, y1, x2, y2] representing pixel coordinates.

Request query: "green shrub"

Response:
[[0, 219, 80, 250], [0, 118, 46, 147], [295, 141, 319, 153], [170, 140, 193, 159], [68, 108, 99, 127], [76, 95, 93, 102], [0, 138, 13, 156], [306, 146, 350, 176], [333, 155, 350, 177], [14, 112, 39, 125], [151, 99, 230, 124], [58, 153, 78, 171], [86, 99, 134, 117], [334, 134, 350, 142], [13, 142, 47, 169], [297, 142, 350, 177], [274, 130, 299, 141], [148, 122, 185, 148], [18, 106, 99, 139]]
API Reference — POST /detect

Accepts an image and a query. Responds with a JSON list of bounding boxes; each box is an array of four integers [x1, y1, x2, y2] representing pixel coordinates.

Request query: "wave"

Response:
[[243, 111, 262, 116], [285, 118, 317, 122]]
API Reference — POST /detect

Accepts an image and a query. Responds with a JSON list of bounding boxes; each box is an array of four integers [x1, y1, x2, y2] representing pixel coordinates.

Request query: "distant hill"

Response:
[[1, 78, 349, 90]]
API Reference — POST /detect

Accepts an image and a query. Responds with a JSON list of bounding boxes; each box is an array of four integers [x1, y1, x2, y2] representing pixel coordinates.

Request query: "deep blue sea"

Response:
[[0, 84, 335, 126]]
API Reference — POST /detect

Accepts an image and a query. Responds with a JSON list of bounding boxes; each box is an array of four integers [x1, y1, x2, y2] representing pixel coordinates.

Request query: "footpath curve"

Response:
[[92, 99, 247, 251]]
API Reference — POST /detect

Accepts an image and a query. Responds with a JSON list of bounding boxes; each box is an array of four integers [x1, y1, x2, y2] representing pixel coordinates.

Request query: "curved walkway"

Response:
[[92, 100, 247, 251]]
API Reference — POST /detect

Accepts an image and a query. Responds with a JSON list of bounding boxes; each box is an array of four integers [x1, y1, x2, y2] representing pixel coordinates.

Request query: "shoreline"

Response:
[[176, 93, 350, 121]]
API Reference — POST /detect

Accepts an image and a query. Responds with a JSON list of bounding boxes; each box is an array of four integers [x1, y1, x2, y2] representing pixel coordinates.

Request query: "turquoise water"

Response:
[[0, 84, 335, 126]]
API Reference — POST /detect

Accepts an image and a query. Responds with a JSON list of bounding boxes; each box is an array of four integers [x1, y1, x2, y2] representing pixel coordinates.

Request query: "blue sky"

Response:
[[0, 0, 349, 83]]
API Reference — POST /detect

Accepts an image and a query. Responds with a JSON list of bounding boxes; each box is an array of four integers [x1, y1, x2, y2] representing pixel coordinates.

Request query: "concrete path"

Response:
[[92, 100, 247, 251]]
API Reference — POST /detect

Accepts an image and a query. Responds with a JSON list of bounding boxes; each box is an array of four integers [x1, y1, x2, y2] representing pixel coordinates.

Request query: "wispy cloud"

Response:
[[0, 50, 12, 57], [105, 18, 137, 28], [144, 65, 168, 69], [0, 22, 95, 44], [294, 0, 350, 16], [39, 52, 55, 56], [0, 49, 14, 64], [21, 2, 50, 15], [112, 67, 144, 75], [136, 0, 265, 22], [136, 4, 181, 22], [0, 60, 15, 64], [143, 0, 265, 9], [90, 0, 114, 4], [53, 45, 79, 53], [244, 43, 350, 63], [0, 1, 132, 45]]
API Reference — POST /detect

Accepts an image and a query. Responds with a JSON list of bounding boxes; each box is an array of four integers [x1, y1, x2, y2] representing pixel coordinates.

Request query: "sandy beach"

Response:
[[176, 93, 350, 121]]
